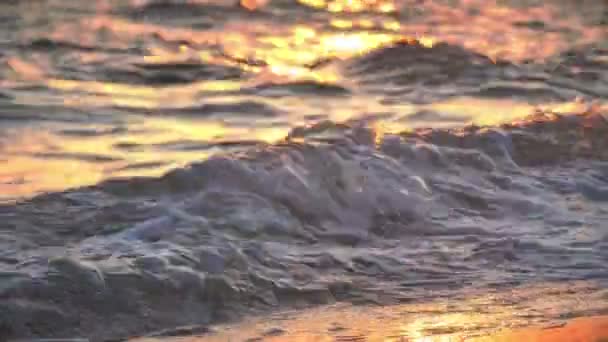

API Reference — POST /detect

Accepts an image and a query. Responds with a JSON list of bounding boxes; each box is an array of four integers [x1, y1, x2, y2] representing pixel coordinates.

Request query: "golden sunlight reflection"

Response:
[[243, 27, 402, 82], [44, 14, 411, 80], [127, 281, 608, 342], [0, 118, 286, 201], [298, 0, 397, 13], [471, 315, 608, 342], [3, 0, 606, 201], [362, 98, 596, 143], [6, 57, 45, 81], [239, 0, 269, 11], [1, 155, 106, 201], [44, 78, 242, 109], [27, 0, 602, 93], [328, 17, 399, 31], [1, 95, 602, 201], [425, 98, 558, 127], [133, 23, 404, 84], [320, 32, 396, 56]]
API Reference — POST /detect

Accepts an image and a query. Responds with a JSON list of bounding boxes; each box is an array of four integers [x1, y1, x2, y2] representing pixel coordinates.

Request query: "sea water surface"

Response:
[[0, 0, 608, 341]]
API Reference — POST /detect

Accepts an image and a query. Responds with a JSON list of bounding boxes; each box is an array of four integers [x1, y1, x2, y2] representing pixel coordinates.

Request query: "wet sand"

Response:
[[132, 313, 608, 342], [131, 283, 608, 342], [472, 316, 608, 342]]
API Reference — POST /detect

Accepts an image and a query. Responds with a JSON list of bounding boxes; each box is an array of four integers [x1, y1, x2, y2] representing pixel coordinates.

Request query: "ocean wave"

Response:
[[346, 40, 608, 103], [1, 109, 607, 341]]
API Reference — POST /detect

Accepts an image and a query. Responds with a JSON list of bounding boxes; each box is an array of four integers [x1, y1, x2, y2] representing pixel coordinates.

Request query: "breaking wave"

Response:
[[2, 108, 608, 341]]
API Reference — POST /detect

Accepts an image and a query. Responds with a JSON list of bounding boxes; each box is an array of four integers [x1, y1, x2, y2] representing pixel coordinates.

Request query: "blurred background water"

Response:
[[1, 0, 606, 201]]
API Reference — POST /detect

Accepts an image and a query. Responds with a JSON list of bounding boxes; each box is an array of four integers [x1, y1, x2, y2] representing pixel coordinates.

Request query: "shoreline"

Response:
[[471, 315, 608, 342], [131, 303, 608, 341]]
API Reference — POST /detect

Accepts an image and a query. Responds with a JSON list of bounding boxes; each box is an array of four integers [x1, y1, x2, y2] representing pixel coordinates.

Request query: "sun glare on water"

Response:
[[2, 0, 605, 202]]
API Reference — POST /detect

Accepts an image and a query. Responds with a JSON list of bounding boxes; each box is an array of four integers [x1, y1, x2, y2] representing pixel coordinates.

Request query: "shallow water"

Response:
[[1, 0, 608, 341], [131, 299, 608, 341]]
